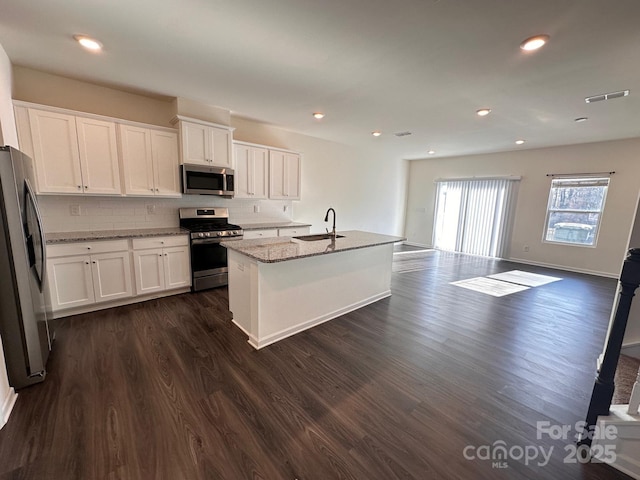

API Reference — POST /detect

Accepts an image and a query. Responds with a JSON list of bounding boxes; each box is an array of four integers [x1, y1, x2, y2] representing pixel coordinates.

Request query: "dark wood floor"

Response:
[[0, 251, 633, 479]]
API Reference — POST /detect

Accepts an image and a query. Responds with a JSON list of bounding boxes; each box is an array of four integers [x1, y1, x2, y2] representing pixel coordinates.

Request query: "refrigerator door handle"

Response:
[[24, 179, 46, 287]]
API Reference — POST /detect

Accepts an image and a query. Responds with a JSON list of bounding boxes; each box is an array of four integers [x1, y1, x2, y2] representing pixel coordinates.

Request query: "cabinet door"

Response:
[[47, 255, 94, 310], [209, 126, 232, 168], [90, 252, 133, 303], [284, 153, 301, 200], [133, 249, 165, 295], [252, 147, 269, 198], [270, 151, 301, 200], [76, 117, 121, 194], [119, 124, 155, 196], [163, 246, 191, 289], [234, 144, 251, 198], [151, 130, 181, 197], [181, 122, 209, 165], [28, 109, 83, 194]]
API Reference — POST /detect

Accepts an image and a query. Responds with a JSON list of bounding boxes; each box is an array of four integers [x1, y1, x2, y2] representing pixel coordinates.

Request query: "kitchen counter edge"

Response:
[[46, 227, 190, 244], [221, 230, 405, 263], [238, 221, 312, 231]]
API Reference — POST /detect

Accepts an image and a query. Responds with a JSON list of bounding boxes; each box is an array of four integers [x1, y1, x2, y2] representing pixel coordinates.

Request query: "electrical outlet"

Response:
[[69, 204, 81, 216], [523, 244, 530, 252], [283, 205, 288, 212], [147, 204, 156, 215], [254, 205, 260, 213]]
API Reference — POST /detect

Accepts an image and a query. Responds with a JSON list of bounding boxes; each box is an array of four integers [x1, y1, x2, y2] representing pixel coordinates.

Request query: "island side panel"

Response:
[[254, 243, 393, 348], [228, 250, 257, 338]]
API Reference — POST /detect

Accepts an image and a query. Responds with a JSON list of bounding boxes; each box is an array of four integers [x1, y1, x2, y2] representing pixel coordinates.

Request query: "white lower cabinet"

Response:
[[47, 242, 132, 311], [46, 236, 190, 315], [132, 236, 191, 295], [242, 229, 279, 240], [278, 226, 310, 237]]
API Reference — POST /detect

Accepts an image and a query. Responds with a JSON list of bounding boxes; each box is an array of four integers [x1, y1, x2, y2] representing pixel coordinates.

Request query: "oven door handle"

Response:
[[190, 237, 243, 245]]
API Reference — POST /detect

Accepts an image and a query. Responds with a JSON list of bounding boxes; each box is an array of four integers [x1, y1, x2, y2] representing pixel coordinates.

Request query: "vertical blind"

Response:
[[433, 178, 519, 258]]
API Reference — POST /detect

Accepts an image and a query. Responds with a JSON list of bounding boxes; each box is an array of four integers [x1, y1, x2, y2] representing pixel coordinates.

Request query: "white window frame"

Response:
[[542, 177, 610, 248]]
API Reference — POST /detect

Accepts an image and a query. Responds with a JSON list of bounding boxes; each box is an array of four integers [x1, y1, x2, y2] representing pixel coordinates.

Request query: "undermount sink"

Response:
[[292, 233, 345, 241]]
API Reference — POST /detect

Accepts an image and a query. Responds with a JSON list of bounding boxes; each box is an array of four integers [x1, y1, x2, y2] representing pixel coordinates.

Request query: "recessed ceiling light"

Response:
[[371, 131, 382, 137], [476, 108, 491, 117], [74, 35, 103, 52], [520, 34, 550, 51], [574, 117, 589, 123], [428, 150, 436, 155], [515, 139, 525, 145], [312, 112, 325, 119]]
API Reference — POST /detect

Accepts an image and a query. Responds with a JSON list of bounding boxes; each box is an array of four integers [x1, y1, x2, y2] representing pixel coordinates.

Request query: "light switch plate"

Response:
[[147, 205, 156, 215], [70, 204, 81, 216]]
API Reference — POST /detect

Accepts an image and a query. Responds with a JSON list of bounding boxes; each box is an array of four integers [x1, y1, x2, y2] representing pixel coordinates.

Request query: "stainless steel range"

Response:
[[179, 207, 243, 291]]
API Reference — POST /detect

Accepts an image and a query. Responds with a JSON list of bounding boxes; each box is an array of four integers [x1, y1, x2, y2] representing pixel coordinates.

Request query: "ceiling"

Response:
[[1, 0, 640, 160]]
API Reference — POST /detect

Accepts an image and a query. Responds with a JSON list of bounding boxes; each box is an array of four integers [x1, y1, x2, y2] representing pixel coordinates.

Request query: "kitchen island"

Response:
[[221, 230, 405, 349]]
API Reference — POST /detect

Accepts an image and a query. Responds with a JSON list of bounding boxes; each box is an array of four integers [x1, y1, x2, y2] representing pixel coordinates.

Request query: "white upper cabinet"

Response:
[[269, 150, 301, 200], [27, 108, 121, 195], [76, 117, 121, 195], [119, 124, 180, 197], [234, 142, 268, 199], [176, 117, 233, 168]]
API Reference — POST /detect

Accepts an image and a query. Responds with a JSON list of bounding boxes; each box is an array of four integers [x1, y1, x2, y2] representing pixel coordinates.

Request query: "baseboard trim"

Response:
[[0, 387, 17, 430], [248, 290, 392, 350], [403, 241, 432, 248], [622, 342, 640, 360], [506, 256, 618, 279]]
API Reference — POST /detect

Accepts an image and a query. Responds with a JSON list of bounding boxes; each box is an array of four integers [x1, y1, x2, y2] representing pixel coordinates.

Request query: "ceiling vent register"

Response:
[[585, 89, 630, 103], [394, 131, 412, 137]]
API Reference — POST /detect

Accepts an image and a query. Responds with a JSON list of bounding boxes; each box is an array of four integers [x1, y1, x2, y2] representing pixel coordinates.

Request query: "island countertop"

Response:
[[221, 230, 405, 263]]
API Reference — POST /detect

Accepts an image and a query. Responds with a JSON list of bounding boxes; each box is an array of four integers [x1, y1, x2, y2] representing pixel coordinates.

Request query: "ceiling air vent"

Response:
[[394, 131, 412, 137], [585, 89, 630, 104]]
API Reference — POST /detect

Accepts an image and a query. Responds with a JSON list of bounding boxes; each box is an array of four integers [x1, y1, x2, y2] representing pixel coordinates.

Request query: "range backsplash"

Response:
[[38, 195, 294, 233]]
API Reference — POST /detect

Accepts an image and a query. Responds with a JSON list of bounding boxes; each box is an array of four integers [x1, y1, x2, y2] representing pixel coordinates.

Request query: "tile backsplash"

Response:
[[38, 195, 294, 233]]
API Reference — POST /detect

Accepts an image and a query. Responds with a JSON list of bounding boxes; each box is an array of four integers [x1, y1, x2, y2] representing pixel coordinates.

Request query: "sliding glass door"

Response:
[[433, 178, 519, 258]]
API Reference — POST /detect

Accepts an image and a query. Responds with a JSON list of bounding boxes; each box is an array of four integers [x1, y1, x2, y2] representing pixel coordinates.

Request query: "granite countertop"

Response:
[[46, 227, 190, 244], [221, 230, 405, 263], [238, 221, 312, 231]]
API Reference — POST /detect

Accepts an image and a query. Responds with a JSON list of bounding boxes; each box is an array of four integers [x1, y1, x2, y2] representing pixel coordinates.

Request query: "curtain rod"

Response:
[[434, 175, 521, 182], [546, 171, 615, 177]]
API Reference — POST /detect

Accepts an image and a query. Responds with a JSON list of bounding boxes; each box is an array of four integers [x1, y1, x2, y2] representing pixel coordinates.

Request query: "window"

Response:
[[543, 177, 610, 246]]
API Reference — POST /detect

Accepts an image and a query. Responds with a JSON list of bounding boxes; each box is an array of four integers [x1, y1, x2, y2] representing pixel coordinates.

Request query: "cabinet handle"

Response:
[[77, 185, 81, 190], [87, 247, 91, 250], [164, 254, 167, 256], [158, 254, 162, 257], [85, 261, 89, 265], [92, 261, 96, 264], [150, 188, 154, 192], [84, 186, 88, 189], [155, 188, 159, 192]]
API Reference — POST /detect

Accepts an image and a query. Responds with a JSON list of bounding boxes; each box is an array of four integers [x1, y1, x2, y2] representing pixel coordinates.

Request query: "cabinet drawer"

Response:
[[47, 239, 129, 257], [242, 229, 278, 240], [278, 227, 310, 237], [132, 235, 189, 250]]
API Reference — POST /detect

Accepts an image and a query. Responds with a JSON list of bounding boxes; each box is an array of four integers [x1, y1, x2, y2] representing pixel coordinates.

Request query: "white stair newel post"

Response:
[[628, 365, 640, 415]]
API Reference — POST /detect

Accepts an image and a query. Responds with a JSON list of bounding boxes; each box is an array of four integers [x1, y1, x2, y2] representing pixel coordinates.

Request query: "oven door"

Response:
[[190, 238, 228, 277]]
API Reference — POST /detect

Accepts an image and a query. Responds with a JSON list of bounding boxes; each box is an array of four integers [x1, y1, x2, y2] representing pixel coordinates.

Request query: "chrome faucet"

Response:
[[324, 207, 336, 238]]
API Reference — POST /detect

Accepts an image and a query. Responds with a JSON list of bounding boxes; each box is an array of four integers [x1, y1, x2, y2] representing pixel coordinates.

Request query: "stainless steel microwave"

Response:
[[181, 164, 235, 196]]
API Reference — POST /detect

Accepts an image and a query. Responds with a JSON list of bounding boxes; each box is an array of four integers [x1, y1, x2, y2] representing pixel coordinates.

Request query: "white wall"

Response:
[[232, 116, 409, 235], [0, 43, 18, 428], [405, 138, 640, 277]]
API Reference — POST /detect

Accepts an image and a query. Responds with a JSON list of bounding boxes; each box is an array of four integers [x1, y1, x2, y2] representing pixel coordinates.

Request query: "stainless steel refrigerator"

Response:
[[0, 145, 50, 389]]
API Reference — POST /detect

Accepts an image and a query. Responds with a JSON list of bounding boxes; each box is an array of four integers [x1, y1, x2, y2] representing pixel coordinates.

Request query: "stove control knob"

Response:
[[233, 231, 239, 236], [217, 231, 223, 236], [198, 233, 205, 238], [205, 232, 211, 237]]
